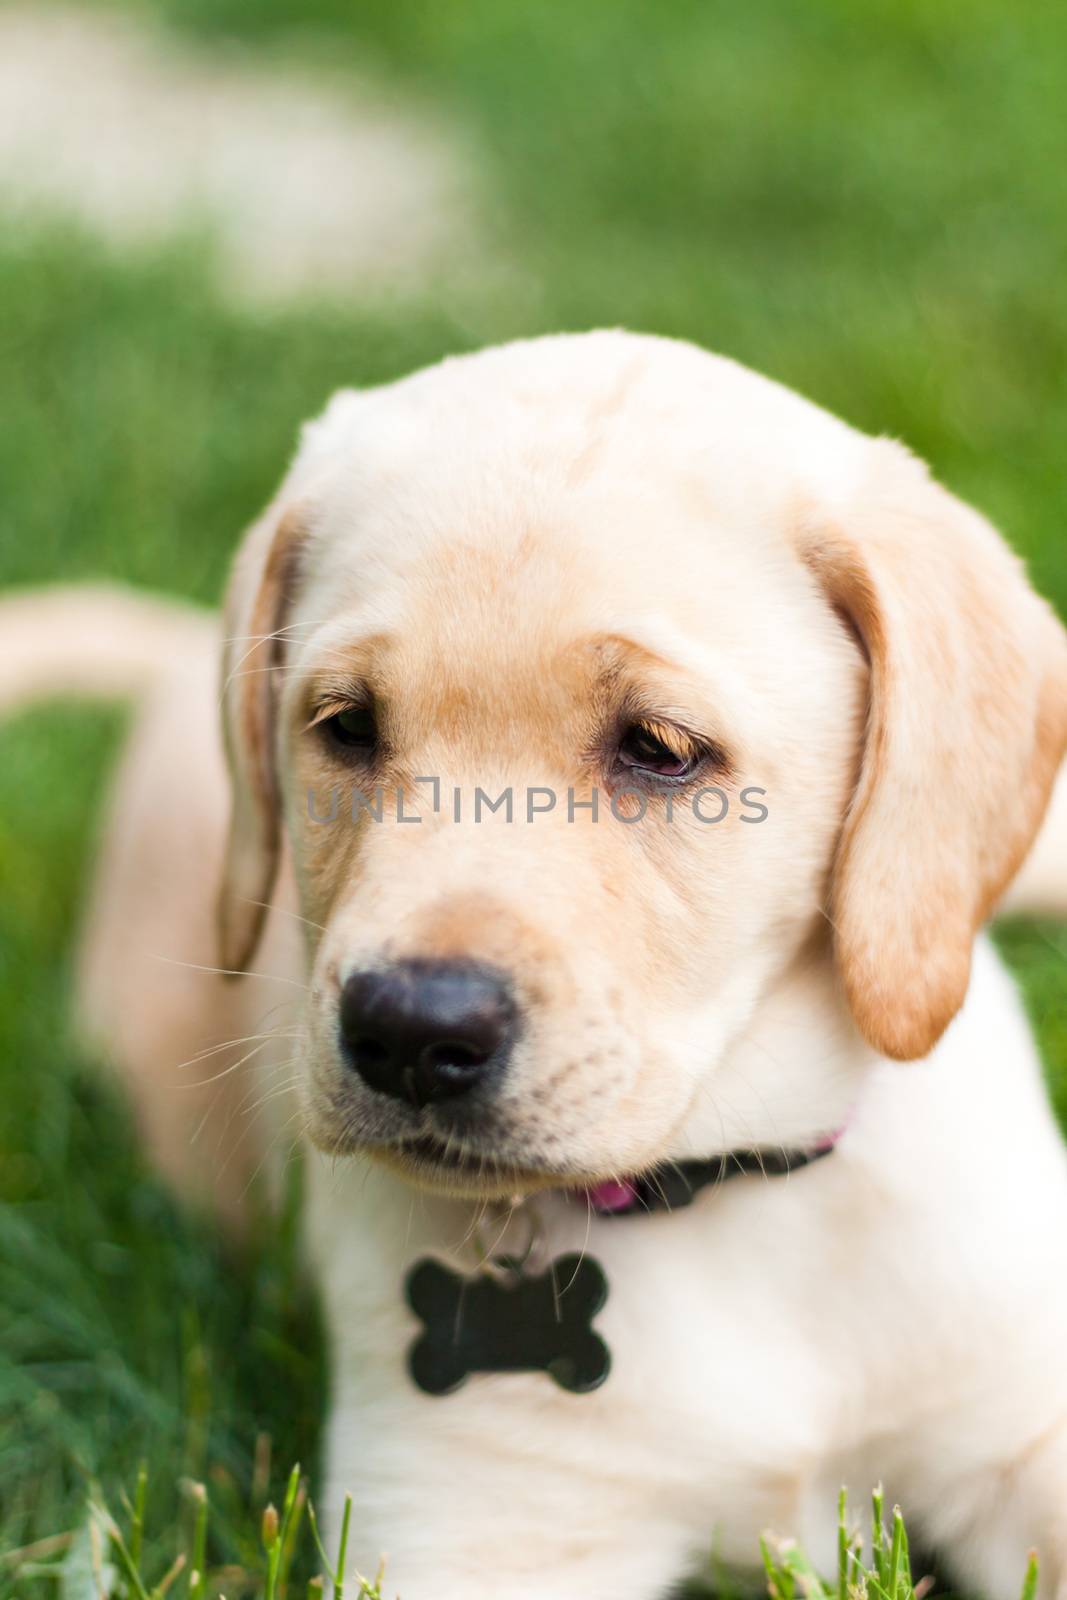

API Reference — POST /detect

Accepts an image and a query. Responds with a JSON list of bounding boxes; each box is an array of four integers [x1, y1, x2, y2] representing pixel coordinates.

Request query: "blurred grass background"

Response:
[[1, 0, 1066, 1588]]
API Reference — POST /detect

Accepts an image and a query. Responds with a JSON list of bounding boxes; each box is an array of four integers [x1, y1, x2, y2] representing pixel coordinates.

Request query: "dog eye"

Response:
[[322, 705, 378, 754], [616, 723, 695, 779]]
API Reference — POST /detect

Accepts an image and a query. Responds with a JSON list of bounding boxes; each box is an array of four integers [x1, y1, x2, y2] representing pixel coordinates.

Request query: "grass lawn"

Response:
[[2, 0, 1066, 1591]]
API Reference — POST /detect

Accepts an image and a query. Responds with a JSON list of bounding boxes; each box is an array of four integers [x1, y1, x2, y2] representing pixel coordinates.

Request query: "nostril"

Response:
[[345, 1033, 395, 1098], [354, 1037, 389, 1066]]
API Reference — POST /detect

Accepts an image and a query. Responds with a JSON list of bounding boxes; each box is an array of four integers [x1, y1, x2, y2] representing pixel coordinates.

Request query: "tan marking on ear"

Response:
[[217, 503, 308, 973], [800, 444, 1067, 1060]]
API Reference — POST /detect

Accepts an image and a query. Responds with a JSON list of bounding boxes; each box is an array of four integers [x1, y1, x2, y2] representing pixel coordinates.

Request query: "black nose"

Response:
[[339, 960, 517, 1108]]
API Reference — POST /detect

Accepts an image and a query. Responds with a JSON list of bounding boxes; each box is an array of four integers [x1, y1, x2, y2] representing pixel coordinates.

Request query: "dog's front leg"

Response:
[[895, 1391, 1067, 1600], [317, 1383, 697, 1600]]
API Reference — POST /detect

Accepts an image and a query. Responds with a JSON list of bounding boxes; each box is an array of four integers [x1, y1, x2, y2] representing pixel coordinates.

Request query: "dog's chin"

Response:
[[306, 1107, 658, 1201], [310, 1121, 583, 1199], [368, 1135, 571, 1200]]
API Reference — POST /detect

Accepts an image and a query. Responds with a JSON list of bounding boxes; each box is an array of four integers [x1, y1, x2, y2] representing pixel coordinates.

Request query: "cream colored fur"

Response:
[[3, 331, 1067, 1598]]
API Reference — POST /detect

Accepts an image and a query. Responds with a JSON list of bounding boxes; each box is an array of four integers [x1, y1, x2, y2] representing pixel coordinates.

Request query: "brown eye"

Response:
[[323, 705, 378, 754], [616, 723, 695, 780]]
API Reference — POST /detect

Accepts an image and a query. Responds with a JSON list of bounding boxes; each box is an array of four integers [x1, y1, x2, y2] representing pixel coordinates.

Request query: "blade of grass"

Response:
[[152, 1551, 187, 1598], [262, 1503, 281, 1600], [334, 1495, 352, 1600], [188, 1482, 208, 1600], [306, 1499, 331, 1580], [870, 1487, 887, 1588], [759, 1533, 789, 1600], [279, 1482, 307, 1599], [885, 1505, 905, 1600], [130, 1463, 149, 1576], [94, 1503, 151, 1600], [837, 1488, 849, 1600]]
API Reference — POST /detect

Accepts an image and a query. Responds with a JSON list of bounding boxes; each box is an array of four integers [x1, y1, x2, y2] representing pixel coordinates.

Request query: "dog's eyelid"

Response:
[[664, 725, 731, 772], [630, 716, 697, 757], [302, 668, 375, 708], [303, 689, 376, 732], [304, 701, 347, 732], [617, 706, 731, 769]]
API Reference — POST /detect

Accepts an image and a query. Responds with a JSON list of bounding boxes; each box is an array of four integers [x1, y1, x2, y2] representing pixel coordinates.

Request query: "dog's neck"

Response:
[[667, 941, 879, 1165]]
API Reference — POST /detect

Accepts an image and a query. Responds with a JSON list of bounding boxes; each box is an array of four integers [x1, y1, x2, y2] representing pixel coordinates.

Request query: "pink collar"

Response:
[[579, 1126, 846, 1217]]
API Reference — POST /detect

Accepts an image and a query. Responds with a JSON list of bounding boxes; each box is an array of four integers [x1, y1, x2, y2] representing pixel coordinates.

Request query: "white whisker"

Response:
[[147, 953, 310, 989]]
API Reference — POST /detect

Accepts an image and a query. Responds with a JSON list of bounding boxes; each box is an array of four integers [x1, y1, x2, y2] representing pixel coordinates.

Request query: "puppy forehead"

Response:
[[294, 469, 796, 694], [287, 331, 871, 705]]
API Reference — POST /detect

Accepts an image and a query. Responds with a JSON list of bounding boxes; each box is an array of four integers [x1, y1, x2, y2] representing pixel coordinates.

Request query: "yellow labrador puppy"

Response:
[[5, 331, 1067, 1600]]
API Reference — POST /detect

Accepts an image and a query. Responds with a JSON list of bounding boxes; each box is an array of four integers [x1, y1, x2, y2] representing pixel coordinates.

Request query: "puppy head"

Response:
[[218, 332, 1067, 1195]]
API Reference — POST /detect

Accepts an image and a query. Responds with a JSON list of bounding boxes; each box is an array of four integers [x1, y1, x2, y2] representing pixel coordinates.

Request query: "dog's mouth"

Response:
[[369, 1130, 569, 1198]]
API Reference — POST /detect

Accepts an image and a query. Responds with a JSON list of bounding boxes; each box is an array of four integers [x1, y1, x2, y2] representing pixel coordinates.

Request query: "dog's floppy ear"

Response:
[[217, 499, 308, 973], [802, 441, 1067, 1061], [215, 386, 362, 971]]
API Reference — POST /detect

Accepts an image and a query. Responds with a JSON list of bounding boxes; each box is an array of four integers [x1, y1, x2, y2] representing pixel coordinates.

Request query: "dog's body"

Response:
[[5, 331, 1067, 1598]]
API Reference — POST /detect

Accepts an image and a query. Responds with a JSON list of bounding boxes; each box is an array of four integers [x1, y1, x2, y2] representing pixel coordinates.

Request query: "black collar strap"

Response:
[[583, 1139, 838, 1217]]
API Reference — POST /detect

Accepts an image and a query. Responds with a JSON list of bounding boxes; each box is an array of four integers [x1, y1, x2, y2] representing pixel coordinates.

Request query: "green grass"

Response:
[[7, 1474, 1036, 1600], [1, 0, 1066, 1591], [763, 1492, 1038, 1600]]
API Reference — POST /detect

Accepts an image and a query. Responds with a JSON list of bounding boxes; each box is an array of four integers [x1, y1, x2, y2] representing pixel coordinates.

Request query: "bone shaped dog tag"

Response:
[[405, 1253, 611, 1396]]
